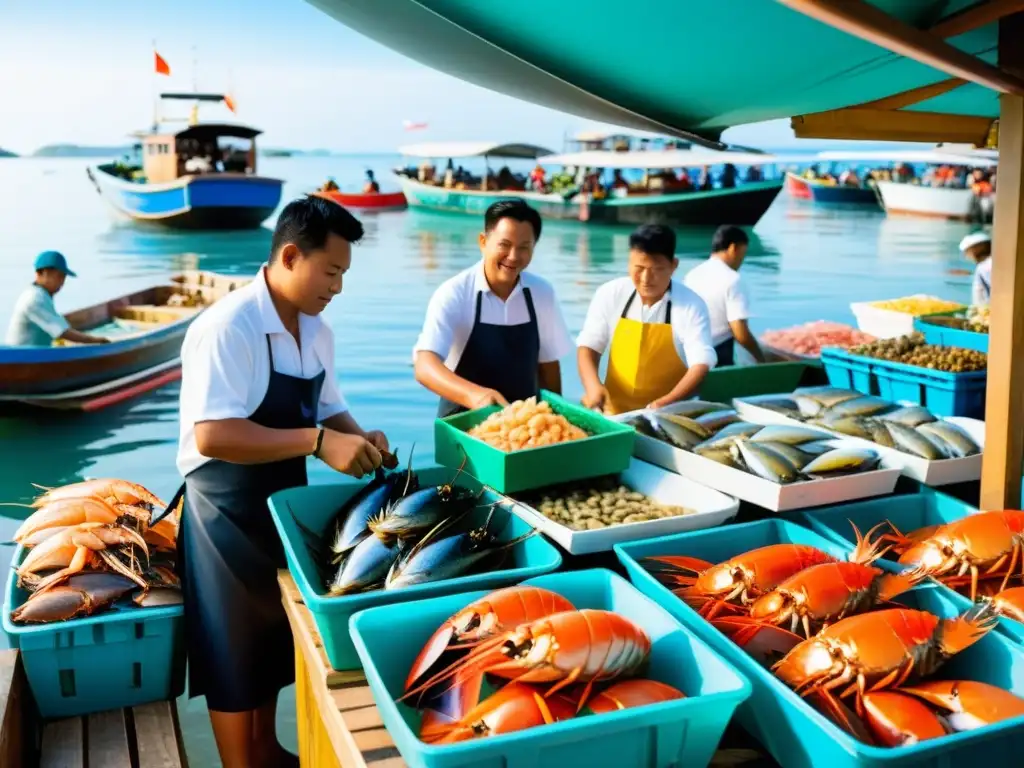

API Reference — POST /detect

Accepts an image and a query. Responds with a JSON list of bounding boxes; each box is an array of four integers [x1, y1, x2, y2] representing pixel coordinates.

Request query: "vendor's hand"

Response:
[[581, 384, 608, 412], [647, 396, 676, 411], [364, 430, 390, 455], [469, 388, 509, 410], [317, 430, 382, 478]]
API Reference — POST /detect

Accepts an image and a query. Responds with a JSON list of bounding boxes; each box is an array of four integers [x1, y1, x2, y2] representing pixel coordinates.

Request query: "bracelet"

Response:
[[312, 428, 325, 458]]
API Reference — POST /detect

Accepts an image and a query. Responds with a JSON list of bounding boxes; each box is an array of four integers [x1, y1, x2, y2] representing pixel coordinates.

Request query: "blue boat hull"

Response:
[[90, 166, 283, 230], [808, 183, 879, 206]]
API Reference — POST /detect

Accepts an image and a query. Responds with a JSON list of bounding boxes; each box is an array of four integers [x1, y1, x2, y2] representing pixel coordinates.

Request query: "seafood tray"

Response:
[[2, 544, 185, 718], [615, 521, 1024, 768], [348, 569, 752, 768], [434, 390, 634, 493], [820, 347, 986, 419], [850, 295, 964, 339], [914, 311, 989, 353], [267, 465, 562, 670], [734, 395, 985, 485], [612, 409, 900, 512], [506, 457, 740, 555]]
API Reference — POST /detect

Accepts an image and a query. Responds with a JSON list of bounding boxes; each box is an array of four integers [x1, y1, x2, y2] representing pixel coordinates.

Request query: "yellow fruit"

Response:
[[869, 296, 966, 315]]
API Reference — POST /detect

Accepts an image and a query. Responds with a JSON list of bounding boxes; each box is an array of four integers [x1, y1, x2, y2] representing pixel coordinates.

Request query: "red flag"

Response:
[[223, 95, 237, 113], [154, 51, 171, 76]]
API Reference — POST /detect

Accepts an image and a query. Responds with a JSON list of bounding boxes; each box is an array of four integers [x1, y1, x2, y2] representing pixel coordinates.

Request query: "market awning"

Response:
[[538, 149, 779, 169]]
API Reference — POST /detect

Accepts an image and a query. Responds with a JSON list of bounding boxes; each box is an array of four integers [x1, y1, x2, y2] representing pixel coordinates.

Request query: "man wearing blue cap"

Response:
[[4, 251, 110, 346]]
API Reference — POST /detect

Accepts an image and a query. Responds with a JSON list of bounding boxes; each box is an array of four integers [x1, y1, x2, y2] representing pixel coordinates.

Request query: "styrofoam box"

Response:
[[850, 295, 963, 339], [506, 457, 740, 555], [734, 395, 985, 485], [612, 410, 901, 512]]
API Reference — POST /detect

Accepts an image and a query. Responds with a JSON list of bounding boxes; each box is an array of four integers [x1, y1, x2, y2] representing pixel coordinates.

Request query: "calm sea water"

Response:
[[0, 154, 982, 763]]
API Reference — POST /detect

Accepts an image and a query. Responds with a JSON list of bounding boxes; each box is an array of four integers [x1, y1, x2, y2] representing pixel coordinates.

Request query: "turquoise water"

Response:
[[0, 155, 982, 763]]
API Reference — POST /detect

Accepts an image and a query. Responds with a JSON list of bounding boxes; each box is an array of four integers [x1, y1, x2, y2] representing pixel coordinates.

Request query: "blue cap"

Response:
[[34, 251, 76, 277]]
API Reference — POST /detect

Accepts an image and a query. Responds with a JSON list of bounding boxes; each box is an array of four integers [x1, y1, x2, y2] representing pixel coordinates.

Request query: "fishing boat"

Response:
[[784, 172, 880, 206], [396, 140, 783, 226], [87, 93, 284, 230], [321, 190, 408, 211], [0, 271, 248, 410]]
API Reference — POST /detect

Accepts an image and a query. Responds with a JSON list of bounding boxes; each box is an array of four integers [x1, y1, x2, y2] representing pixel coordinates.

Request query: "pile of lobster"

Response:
[[7, 478, 181, 625], [396, 584, 684, 744], [642, 513, 1024, 747]]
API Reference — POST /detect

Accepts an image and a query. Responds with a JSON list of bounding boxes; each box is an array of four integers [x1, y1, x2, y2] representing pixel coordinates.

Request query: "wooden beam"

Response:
[[777, 0, 1024, 95], [981, 13, 1024, 509], [856, 78, 967, 110], [791, 107, 994, 144], [931, 0, 1024, 39]]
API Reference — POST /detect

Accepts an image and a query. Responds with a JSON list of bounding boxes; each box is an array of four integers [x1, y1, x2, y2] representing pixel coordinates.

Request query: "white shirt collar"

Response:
[[473, 260, 524, 301], [253, 264, 323, 338]]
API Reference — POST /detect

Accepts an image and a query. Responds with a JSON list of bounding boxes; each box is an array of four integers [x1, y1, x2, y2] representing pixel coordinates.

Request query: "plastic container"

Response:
[[348, 569, 752, 768], [268, 465, 563, 670], [615, 522, 1024, 768], [434, 390, 635, 493], [697, 360, 826, 402], [914, 311, 989, 353], [850, 295, 965, 339], [507, 457, 739, 555], [2, 546, 185, 718], [820, 348, 986, 418]]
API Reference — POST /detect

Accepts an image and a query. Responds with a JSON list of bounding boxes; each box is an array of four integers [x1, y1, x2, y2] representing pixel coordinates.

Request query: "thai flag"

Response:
[[403, 120, 428, 131]]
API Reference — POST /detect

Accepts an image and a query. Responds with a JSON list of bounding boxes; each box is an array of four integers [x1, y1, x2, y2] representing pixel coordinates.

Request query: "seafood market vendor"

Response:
[[174, 195, 390, 768], [577, 224, 717, 415], [4, 251, 110, 347], [413, 198, 573, 415], [684, 225, 765, 366], [960, 231, 992, 305]]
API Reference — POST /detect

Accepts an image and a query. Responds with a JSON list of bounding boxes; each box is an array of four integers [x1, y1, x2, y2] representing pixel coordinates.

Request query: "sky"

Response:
[[0, 0, 903, 154]]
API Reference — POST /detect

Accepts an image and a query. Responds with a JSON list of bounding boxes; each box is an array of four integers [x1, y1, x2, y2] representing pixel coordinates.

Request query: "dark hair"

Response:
[[270, 195, 364, 261], [711, 225, 749, 253], [484, 198, 542, 241], [629, 224, 677, 261]]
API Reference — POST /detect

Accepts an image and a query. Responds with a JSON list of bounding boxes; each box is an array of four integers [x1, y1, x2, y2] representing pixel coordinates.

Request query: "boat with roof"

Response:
[[87, 92, 284, 230]]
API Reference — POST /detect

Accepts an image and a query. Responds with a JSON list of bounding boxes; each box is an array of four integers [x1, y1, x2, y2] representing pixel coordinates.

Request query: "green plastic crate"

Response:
[[434, 390, 635, 493], [699, 361, 826, 402]]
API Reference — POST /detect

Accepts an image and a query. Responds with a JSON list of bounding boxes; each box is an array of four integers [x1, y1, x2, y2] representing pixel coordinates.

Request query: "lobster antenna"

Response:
[[401, 442, 416, 497]]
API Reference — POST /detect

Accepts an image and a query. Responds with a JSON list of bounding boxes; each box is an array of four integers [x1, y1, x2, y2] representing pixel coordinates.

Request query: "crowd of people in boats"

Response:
[[798, 162, 996, 197], [106, 141, 254, 183]]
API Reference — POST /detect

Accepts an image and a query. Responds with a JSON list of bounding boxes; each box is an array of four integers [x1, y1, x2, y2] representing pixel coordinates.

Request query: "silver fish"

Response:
[[758, 441, 814, 470], [803, 447, 880, 476], [695, 421, 764, 452], [657, 399, 731, 418], [734, 441, 800, 484], [329, 534, 400, 596], [661, 413, 712, 440], [916, 421, 981, 458], [792, 387, 863, 407], [798, 439, 842, 456], [884, 421, 945, 460], [698, 446, 744, 469], [821, 395, 894, 419], [752, 398, 805, 418], [750, 424, 831, 446], [878, 406, 938, 428], [695, 409, 741, 431], [815, 415, 874, 440], [650, 414, 705, 450], [864, 419, 897, 448], [793, 396, 825, 418]]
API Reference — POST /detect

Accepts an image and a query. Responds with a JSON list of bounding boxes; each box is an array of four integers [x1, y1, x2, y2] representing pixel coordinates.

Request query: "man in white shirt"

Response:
[[684, 225, 765, 366], [4, 251, 109, 347], [174, 195, 389, 768], [577, 224, 717, 414], [413, 199, 573, 415], [959, 231, 992, 305]]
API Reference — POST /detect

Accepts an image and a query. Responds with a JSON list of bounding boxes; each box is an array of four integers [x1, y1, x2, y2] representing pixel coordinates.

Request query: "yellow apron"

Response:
[[604, 291, 687, 415]]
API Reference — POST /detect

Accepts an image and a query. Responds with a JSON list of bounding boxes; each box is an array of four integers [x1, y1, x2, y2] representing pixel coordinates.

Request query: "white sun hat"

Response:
[[959, 231, 991, 253]]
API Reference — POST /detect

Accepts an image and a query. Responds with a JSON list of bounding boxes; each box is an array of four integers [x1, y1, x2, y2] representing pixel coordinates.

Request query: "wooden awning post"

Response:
[[980, 13, 1024, 510]]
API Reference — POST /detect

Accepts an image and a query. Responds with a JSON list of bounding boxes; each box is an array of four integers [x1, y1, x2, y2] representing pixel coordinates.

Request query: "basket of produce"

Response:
[[615, 519, 1024, 768], [267, 460, 562, 670], [733, 389, 985, 485], [850, 295, 966, 339], [1, 479, 185, 718], [507, 457, 739, 555], [760, 321, 875, 360], [348, 569, 752, 768], [613, 400, 900, 512], [914, 305, 990, 353], [821, 333, 987, 418], [434, 391, 634, 494]]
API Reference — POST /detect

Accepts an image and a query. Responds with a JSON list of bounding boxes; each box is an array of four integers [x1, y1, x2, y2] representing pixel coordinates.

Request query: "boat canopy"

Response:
[[538, 149, 778, 169], [160, 92, 232, 103], [174, 124, 262, 141], [814, 148, 997, 167], [398, 141, 554, 159]]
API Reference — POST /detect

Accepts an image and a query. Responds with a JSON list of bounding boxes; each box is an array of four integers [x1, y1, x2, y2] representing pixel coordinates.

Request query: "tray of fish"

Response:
[[504, 457, 740, 555], [267, 460, 562, 670], [732, 387, 985, 485], [613, 400, 900, 512]]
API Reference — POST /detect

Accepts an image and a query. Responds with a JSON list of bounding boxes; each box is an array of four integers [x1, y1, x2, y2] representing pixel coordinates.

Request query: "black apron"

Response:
[[714, 338, 735, 367], [176, 335, 324, 712], [437, 287, 541, 418]]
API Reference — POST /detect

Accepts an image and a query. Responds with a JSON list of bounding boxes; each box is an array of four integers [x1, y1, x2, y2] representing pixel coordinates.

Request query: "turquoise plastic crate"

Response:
[[914, 313, 989, 353], [821, 348, 986, 418], [268, 465, 562, 671], [2, 545, 185, 718], [615, 522, 1024, 767], [348, 569, 752, 768]]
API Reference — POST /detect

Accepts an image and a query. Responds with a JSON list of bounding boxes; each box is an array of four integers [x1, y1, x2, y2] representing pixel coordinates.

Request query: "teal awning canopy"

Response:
[[307, 0, 1004, 146]]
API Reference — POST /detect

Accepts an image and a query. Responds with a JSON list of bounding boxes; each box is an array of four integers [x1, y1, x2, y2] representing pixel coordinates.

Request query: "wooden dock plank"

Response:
[[87, 709, 132, 767], [40, 718, 84, 768], [134, 701, 187, 768], [342, 705, 384, 732], [0, 650, 30, 768]]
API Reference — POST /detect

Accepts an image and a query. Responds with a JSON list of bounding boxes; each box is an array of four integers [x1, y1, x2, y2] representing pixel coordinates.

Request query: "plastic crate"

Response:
[[914, 311, 989, 353], [433, 390, 634, 493], [348, 569, 752, 768], [698, 361, 826, 402], [615, 522, 1024, 768], [819, 347, 877, 394], [2, 546, 185, 718], [268, 466, 562, 670]]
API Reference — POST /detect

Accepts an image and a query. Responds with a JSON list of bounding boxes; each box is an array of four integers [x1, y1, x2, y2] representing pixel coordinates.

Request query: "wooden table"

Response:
[[279, 571, 778, 768]]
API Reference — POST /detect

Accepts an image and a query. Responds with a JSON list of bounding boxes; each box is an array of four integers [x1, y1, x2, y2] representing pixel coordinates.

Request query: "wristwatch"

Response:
[[312, 428, 325, 458]]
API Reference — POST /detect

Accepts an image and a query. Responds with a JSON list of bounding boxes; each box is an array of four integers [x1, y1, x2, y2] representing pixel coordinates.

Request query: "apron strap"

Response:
[[620, 291, 637, 318], [265, 334, 275, 371], [522, 287, 540, 348], [473, 291, 484, 324], [621, 291, 673, 324]]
